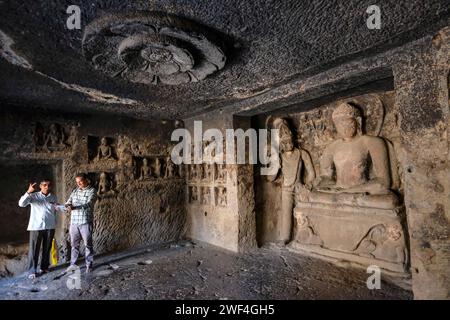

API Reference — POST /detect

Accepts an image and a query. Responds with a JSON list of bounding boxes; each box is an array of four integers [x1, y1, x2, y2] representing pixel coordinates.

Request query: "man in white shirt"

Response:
[[18, 179, 58, 279]]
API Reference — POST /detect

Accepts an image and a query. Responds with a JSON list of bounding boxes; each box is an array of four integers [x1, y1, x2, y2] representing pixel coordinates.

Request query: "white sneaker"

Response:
[[66, 265, 78, 273]]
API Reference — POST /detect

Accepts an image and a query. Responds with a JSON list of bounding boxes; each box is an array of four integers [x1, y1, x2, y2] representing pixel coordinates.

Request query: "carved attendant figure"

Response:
[[67, 123, 79, 147], [267, 118, 316, 244], [44, 123, 65, 151], [97, 172, 111, 196], [293, 212, 322, 246], [154, 158, 162, 178], [117, 135, 134, 178]]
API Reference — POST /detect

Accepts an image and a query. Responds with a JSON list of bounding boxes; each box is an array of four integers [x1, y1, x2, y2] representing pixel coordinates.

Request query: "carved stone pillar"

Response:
[[393, 27, 450, 299], [184, 112, 257, 252], [233, 116, 258, 252]]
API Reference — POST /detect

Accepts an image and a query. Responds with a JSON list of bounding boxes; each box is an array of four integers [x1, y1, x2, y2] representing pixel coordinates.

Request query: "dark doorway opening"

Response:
[[0, 162, 56, 245]]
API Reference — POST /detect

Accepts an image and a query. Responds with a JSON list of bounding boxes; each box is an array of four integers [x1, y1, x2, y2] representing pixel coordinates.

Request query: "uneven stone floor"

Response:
[[0, 241, 412, 300]]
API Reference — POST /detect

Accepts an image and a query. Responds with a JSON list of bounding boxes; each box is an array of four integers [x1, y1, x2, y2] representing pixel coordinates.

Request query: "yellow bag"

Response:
[[51, 238, 58, 266]]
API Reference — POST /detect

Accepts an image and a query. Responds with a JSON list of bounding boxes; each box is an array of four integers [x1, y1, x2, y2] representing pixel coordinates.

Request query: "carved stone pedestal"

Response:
[[289, 202, 409, 276]]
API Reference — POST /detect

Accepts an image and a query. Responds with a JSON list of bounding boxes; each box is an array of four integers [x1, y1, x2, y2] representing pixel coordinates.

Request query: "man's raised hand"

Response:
[[27, 182, 37, 194]]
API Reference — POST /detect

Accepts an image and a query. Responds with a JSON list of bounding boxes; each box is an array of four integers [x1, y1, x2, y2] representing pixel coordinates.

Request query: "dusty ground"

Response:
[[0, 241, 412, 300]]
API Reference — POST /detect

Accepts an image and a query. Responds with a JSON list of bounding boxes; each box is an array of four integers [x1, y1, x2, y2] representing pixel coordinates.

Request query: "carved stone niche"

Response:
[[201, 187, 211, 205], [88, 136, 117, 163], [82, 11, 226, 85], [189, 186, 198, 204], [215, 163, 227, 183], [215, 187, 227, 207], [290, 101, 408, 276], [134, 157, 152, 181], [33, 122, 76, 153], [164, 156, 177, 179], [202, 163, 214, 182], [87, 171, 117, 199]]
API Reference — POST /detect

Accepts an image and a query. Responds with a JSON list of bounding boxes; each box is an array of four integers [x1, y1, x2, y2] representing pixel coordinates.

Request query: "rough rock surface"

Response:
[[0, 107, 186, 262], [0, 242, 412, 300]]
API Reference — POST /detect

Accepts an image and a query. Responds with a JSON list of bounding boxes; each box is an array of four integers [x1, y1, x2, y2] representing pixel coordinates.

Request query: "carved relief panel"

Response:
[[33, 122, 79, 153], [257, 92, 408, 274], [88, 136, 117, 163]]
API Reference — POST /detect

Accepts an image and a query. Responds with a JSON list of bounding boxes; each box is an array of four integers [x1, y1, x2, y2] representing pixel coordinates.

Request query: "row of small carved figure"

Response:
[[187, 163, 227, 182], [137, 157, 184, 180], [93, 162, 184, 198], [188, 186, 227, 207]]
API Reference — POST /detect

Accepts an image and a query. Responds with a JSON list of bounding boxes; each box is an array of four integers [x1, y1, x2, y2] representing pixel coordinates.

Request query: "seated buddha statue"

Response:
[[304, 102, 399, 209]]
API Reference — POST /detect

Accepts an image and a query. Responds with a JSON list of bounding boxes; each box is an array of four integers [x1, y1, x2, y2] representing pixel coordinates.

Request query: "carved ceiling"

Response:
[[0, 1, 448, 119], [82, 11, 226, 85]]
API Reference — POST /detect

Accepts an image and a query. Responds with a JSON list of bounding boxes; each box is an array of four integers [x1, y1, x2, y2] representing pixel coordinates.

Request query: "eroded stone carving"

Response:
[[82, 11, 226, 85], [203, 164, 213, 181], [154, 158, 162, 178], [164, 156, 175, 178], [33, 121, 75, 154], [355, 224, 407, 264], [139, 158, 152, 180], [216, 187, 227, 207], [41, 123, 67, 152], [189, 165, 197, 180], [95, 137, 114, 161], [66, 123, 80, 148], [189, 186, 198, 203], [267, 117, 316, 244], [201, 187, 211, 205], [117, 135, 135, 179], [292, 211, 323, 246], [115, 171, 127, 191], [32, 123, 46, 152], [97, 172, 116, 198], [216, 163, 227, 183], [178, 163, 185, 178]]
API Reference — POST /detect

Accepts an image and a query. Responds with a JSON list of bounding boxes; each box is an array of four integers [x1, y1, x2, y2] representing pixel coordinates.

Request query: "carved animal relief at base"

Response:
[[290, 204, 408, 273]]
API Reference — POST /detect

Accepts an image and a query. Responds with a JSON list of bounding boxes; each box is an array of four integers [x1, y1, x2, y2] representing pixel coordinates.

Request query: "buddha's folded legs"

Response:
[[303, 190, 399, 210]]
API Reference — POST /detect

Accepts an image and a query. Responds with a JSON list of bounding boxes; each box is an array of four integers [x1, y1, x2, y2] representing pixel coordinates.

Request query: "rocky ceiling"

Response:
[[0, 0, 449, 120]]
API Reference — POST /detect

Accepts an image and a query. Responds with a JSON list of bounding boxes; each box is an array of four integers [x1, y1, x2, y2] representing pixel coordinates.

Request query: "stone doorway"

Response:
[[0, 161, 61, 277]]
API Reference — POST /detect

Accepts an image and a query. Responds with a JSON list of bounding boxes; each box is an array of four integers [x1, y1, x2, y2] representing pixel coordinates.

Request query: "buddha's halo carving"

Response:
[[82, 11, 227, 85]]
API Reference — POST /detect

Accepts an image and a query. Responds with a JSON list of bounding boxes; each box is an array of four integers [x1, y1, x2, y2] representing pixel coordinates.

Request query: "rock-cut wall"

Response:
[[0, 106, 186, 264]]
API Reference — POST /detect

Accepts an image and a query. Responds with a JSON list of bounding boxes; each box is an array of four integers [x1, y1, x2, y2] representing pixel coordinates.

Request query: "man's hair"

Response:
[[75, 173, 88, 180], [40, 178, 52, 184]]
